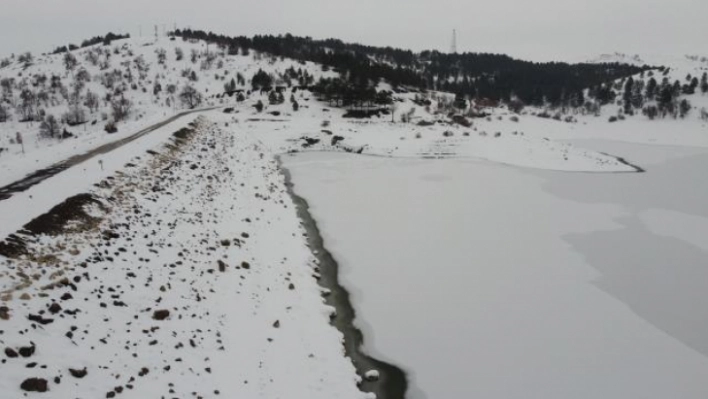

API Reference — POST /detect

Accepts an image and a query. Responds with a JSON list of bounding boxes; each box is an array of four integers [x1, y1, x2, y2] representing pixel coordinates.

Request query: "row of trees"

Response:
[[173, 29, 648, 108]]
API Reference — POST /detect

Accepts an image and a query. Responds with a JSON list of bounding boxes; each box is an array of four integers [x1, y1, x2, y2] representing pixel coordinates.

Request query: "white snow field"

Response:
[[3, 33, 708, 399], [283, 140, 708, 399]]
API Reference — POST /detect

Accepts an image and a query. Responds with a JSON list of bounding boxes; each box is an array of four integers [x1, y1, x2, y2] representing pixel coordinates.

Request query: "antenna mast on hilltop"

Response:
[[450, 29, 457, 54]]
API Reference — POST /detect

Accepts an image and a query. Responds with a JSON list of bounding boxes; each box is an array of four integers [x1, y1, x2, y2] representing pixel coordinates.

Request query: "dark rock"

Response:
[[28, 314, 53, 325], [4, 347, 18, 358], [69, 368, 88, 378], [273, 320, 280, 328], [0, 306, 9, 320], [217, 260, 227, 272], [19, 343, 36, 358], [241, 261, 250, 270], [48, 303, 62, 314], [152, 310, 170, 321], [20, 378, 48, 392]]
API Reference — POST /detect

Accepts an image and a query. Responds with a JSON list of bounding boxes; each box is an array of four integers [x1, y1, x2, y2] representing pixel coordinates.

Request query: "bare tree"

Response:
[[0, 103, 8, 122], [18, 52, 33, 68], [85, 49, 100, 66], [179, 84, 202, 109], [85, 90, 100, 113], [156, 48, 167, 65], [18, 89, 36, 121], [64, 52, 78, 75], [111, 95, 132, 121], [134, 56, 149, 80], [40, 114, 61, 138], [1, 78, 14, 101], [76, 68, 91, 84]]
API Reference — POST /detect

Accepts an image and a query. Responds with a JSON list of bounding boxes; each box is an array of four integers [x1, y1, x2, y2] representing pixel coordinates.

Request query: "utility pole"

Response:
[[450, 29, 457, 54]]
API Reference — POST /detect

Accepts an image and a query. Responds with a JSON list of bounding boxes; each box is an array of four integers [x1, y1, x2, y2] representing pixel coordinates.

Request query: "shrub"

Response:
[[104, 121, 118, 133], [608, 116, 618, 123], [254, 100, 264, 113]]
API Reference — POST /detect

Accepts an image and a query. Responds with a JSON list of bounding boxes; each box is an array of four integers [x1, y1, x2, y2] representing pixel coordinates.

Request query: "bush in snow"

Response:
[[104, 121, 117, 133], [18, 52, 33, 68], [254, 100, 264, 113], [156, 48, 167, 65], [679, 99, 691, 118], [268, 90, 285, 105], [510, 115, 519, 122], [608, 116, 618, 123], [442, 131, 453, 137]]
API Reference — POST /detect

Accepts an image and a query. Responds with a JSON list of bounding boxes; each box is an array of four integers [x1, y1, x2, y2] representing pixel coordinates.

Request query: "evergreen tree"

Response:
[[646, 77, 657, 100], [623, 77, 634, 114], [679, 99, 691, 118], [701, 73, 708, 95]]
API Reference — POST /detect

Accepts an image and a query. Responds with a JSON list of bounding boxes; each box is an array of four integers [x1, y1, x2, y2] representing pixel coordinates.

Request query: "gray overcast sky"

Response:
[[1, 0, 706, 62]]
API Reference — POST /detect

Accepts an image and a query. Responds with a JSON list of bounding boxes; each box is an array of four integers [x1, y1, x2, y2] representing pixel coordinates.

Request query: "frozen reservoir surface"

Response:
[[282, 141, 708, 399]]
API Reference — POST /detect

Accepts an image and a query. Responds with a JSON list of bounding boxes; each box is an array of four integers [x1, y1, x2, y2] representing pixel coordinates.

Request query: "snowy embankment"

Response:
[[0, 114, 368, 398], [228, 98, 641, 173]]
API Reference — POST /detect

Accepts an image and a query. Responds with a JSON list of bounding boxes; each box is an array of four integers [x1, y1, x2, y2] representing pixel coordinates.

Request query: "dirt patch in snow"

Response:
[[0, 194, 107, 259]]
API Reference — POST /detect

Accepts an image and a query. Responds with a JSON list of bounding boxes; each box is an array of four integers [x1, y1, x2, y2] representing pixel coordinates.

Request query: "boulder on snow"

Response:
[[20, 378, 48, 392], [152, 310, 170, 320], [69, 368, 88, 379]]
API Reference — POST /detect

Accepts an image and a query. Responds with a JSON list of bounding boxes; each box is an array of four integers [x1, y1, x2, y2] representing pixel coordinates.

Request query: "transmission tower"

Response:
[[450, 29, 457, 54]]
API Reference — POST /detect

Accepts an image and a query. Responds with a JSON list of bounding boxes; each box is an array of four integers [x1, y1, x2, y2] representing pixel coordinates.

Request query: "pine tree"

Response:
[[679, 99, 691, 118], [646, 77, 657, 100], [623, 77, 634, 114], [701, 73, 708, 95]]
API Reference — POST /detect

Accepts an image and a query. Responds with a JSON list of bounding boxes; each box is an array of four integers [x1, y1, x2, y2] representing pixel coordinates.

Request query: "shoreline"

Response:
[[279, 156, 409, 399]]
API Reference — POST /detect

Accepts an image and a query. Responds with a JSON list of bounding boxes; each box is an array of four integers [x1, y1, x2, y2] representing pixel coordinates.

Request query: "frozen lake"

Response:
[[283, 141, 708, 399]]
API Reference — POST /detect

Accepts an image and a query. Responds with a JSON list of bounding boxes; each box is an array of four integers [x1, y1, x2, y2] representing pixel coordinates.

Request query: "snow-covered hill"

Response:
[[0, 35, 337, 186]]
